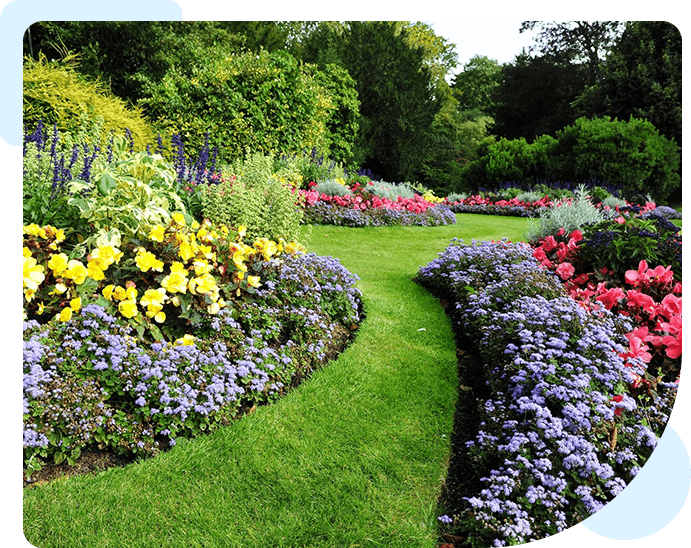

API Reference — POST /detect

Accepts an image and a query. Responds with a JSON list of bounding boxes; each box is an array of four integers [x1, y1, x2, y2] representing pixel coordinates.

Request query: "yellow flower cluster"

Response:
[[23, 219, 307, 330]]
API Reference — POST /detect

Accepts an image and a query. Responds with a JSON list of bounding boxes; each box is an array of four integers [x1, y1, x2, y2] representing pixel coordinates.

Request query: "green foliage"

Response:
[[139, 50, 335, 165], [274, 149, 347, 188], [314, 180, 352, 197], [527, 185, 605, 242], [579, 215, 682, 283], [302, 63, 361, 166], [548, 116, 680, 201], [201, 152, 307, 243], [452, 55, 503, 114], [67, 137, 188, 249], [23, 53, 155, 150], [367, 181, 416, 201], [460, 134, 556, 190]]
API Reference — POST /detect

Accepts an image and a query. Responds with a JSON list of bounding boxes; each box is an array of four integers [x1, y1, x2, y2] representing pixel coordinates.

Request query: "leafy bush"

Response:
[[201, 152, 307, 243], [139, 50, 336, 164], [275, 149, 348, 188], [67, 137, 189, 249], [23, 53, 155, 150], [366, 181, 416, 201], [460, 134, 556, 190], [548, 116, 680, 201], [579, 215, 682, 284]]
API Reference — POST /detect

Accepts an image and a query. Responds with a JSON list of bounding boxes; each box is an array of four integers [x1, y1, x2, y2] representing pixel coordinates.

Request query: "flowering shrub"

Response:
[[416, 239, 678, 546], [24, 252, 362, 478]]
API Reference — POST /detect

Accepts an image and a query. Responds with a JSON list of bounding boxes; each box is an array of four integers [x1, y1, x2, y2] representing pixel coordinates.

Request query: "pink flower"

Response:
[[556, 262, 575, 280], [596, 286, 625, 310], [615, 216, 626, 224], [542, 235, 558, 253], [621, 332, 652, 363]]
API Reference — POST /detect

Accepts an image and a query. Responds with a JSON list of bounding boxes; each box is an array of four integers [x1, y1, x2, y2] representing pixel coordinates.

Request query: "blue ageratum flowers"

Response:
[[416, 239, 677, 546], [23, 252, 363, 477]]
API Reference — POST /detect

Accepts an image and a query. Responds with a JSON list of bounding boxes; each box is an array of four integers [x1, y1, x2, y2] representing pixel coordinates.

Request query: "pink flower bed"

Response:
[[532, 228, 681, 395]]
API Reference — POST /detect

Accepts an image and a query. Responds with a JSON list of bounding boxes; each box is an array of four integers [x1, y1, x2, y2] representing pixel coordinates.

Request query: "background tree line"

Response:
[[23, 20, 681, 202]]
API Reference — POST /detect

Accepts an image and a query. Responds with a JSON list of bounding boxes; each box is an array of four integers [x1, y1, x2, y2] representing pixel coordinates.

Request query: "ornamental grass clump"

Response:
[[416, 240, 677, 547]]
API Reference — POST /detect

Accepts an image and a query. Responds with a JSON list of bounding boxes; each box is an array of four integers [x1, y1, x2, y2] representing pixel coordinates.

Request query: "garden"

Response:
[[22, 117, 682, 547], [22, 20, 682, 548]]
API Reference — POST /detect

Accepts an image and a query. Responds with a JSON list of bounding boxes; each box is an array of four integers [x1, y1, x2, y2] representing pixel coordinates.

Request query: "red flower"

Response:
[[556, 262, 575, 280], [611, 394, 624, 416]]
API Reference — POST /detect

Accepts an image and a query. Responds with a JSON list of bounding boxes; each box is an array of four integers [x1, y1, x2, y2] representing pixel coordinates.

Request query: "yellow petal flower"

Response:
[[174, 334, 195, 346], [135, 249, 164, 273], [58, 307, 72, 322], [207, 302, 220, 314], [118, 300, 138, 318], [247, 275, 261, 288], [148, 225, 166, 243], [48, 253, 70, 276], [64, 259, 87, 285], [102, 284, 114, 301], [153, 311, 166, 323], [172, 212, 186, 227], [70, 297, 82, 312], [23, 256, 45, 290]]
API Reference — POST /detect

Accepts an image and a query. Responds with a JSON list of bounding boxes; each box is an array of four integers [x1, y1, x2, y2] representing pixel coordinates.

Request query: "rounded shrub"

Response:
[[548, 116, 680, 202]]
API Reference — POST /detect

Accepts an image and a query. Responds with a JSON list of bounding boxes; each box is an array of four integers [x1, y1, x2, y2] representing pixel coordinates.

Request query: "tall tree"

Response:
[[339, 21, 442, 182], [492, 52, 588, 141], [520, 21, 625, 85], [452, 55, 503, 115], [591, 21, 682, 147]]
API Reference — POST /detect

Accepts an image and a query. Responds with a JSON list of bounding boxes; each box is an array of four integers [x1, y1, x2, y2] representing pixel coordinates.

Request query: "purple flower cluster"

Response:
[[302, 202, 456, 227], [416, 240, 677, 545], [23, 253, 362, 475]]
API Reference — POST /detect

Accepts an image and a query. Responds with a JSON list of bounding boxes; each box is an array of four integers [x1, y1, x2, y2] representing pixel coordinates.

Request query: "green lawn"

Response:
[[23, 214, 530, 548]]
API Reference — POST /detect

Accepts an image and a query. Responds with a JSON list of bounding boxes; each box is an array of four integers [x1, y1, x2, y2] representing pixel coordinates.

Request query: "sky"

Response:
[[428, 20, 539, 71]]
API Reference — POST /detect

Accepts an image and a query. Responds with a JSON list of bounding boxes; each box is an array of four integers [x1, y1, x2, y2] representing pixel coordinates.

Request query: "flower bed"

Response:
[[416, 238, 679, 546], [299, 181, 457, 227], [23, 219, 363, 480]]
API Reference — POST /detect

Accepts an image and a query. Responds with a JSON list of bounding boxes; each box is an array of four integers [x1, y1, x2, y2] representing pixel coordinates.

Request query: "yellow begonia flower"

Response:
[[154, 311, 166, 323], [63, 259, 88, 285], [192, 259, 213, 275], [58, 307, 72, 322], [148, 225, 166, 243], [237, 225, 247, 238], [253, 238, 278, 261], [23, 224, 47, 239], [161, 263, 188, 294], [125, 286, 138, 301], [247, 275, 261, 288], [207, 302, 221, 314], [171, 296, 181, 307], [23, 247, 32, 258], [189, 273, 217, 295], [87, 261, 106, 281], [112, 286, 127, 301], [23, 256, 45, 290], [141, 288, 167, 320], [90, 246, 123, 270], [47, 253, 70, 276], [51, 283, 67, 296], [172, 212, 186, 227], [102, 285, 114, 301], [175, 234, 197, 262], [24, 288, 36, 302], [70, 297, 82, 313], [135, 249, 164, 273], [118, 300, 138, 318], [174, 334, 195, 346]]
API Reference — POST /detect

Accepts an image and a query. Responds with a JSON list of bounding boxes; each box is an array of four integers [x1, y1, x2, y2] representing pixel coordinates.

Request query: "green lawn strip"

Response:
[[23, 214, 529, 548]]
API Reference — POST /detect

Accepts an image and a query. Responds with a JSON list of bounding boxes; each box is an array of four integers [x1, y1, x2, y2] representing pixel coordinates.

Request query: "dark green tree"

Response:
[[452, 55, 503, 114], [520, 21, 625, 85], [492, 52, 589, 141], [584, 21, 682, 148], [339, 21, 442, 182]]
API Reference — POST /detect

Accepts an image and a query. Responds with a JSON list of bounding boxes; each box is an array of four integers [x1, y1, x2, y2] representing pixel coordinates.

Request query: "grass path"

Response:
[[23, 215, 529, 548]]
